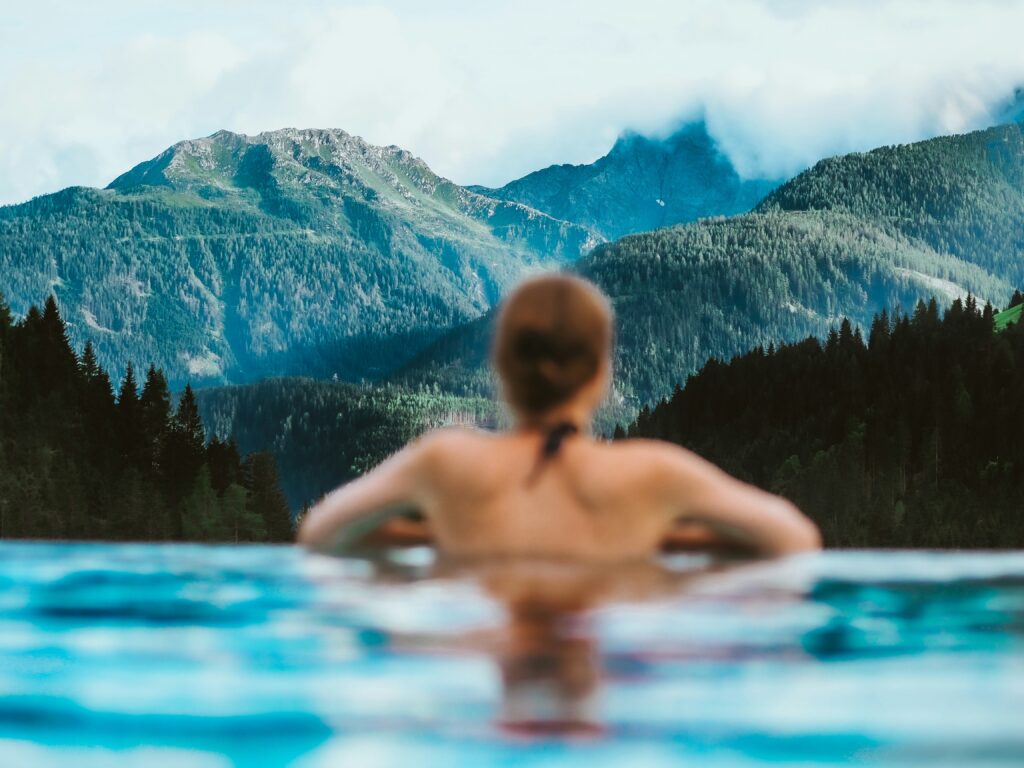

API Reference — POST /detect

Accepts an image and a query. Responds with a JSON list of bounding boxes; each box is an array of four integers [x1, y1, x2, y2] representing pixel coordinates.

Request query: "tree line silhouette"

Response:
[[0, 293, 292, 542], [623, 294, 1024, 548]]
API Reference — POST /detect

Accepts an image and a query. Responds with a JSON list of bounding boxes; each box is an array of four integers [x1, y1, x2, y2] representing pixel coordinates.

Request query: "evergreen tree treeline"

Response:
[[625, 294, 1024, 548], [0, 293, 292, 542], [196, 377, 501, 510]]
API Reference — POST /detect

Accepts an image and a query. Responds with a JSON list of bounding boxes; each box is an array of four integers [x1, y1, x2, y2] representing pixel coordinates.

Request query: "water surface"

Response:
[[0, 543, 1021, 766]]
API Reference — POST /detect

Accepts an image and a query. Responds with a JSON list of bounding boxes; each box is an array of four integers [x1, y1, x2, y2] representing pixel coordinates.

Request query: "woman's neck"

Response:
[[515, 403, 593, 435]]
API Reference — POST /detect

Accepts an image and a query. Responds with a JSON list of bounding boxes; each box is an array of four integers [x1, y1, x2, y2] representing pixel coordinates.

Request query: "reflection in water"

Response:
[[425, 557, 745, 736], [497, 598, 600, 734]]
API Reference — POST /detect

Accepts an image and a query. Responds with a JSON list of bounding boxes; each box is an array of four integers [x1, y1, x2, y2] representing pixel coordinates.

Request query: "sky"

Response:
[[1, 0, 1023, 205]]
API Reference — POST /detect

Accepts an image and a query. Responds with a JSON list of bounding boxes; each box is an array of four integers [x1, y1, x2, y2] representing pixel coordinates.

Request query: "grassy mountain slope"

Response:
[[473, 122, 779, 240], [0, 128, 596, 386], [995, 303, 1022, 330]]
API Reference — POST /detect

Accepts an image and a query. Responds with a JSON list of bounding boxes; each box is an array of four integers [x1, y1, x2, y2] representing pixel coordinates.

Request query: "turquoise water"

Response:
[[0, 544, 1022, 766]]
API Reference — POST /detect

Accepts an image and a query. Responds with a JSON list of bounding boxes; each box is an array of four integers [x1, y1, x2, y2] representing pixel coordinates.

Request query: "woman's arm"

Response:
[[297, 435, 437, 553], [660, 520, 750, 554], [652, 444, 821, 556]]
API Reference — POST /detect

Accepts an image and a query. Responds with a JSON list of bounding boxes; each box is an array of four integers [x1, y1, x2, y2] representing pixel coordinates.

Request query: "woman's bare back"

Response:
[[298, 425, 820, 560], [421, 429, 680, 559]]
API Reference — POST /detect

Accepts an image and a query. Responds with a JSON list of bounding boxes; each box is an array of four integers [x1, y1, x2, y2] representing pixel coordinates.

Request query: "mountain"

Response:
[[0, 128, 596, 387], [472, 121, 780, 240], [401, 211, 1007, 408], [401, 123, 1024, 409], [756, 123, 1024, 284]]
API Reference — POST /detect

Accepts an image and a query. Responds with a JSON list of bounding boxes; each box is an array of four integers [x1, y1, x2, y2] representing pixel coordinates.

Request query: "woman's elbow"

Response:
[[779, 500, 822, 554], [295, 515, 317, 548], [296, 504, 330, 550]]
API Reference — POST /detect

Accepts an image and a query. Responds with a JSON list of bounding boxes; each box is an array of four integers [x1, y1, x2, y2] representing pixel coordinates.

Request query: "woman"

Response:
[[298, 275, 821, 558]]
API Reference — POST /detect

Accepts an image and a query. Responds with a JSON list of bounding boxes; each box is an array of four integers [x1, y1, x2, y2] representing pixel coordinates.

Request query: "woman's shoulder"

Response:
[[592, 437, 702, 480], [598, 436, 687, 460], [414, 425, 498, 458]]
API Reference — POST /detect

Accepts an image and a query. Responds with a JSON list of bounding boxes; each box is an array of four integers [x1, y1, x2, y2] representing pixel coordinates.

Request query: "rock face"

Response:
[[0, 128, 596, 386], [473, 121, 780, 240]]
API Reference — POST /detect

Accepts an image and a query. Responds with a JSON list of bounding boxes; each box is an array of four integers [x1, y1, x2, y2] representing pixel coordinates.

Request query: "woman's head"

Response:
[[493, 274, 613, 419]]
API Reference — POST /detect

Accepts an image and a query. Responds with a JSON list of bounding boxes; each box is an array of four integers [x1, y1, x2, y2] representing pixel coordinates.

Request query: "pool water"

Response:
[[0, 543, 1022, 767]]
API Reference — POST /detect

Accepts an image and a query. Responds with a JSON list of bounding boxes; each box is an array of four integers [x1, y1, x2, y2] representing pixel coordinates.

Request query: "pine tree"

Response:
[[221, 483, 265, 542], [965, 293, 978, 316], [40, 296, 79, 389], [0, 292, 11, 378], [180, 467, 225, 541], [116, 363, 147, 470], [175, 385, 205, 451], [207, 437, 242, 496], [140, 365, 172, 470], [110, 468, 149, 541], [78, 341, 117, 498], [912, 298, 933, 326], [79, 342, 100, 378], [247, 453, 293, 542], [869, 309, 891, 352], [0, 291, 10, 334], [160, 384, 208, 519]]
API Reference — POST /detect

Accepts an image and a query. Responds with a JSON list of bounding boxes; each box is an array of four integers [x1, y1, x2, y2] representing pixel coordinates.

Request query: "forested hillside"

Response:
[[0, 293, 292, 541], [402, 123, 1024, 409], [475, 121, 778, 239], [757, 122, 1024, 282], [196, 378, 503, 509], [0, 128, 595, 387], [626, 295, 1024, 548], [580, 210, 1008, 404], [402, 210, 1009, 407]]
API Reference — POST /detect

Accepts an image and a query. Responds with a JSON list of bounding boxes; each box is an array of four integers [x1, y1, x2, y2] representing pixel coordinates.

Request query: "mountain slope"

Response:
[[0, 128, 596, 386], [579, 211, 1007, 405], [994, 302, 1022, 330], [473, 122, 779, 240], [757, 123, 1024, 283], [400, 211, 1009, 409], [402, 123, 1024, 409]]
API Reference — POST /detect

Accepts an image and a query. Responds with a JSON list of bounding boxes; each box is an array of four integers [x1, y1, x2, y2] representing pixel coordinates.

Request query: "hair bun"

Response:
[[493, 275, 613, 415]]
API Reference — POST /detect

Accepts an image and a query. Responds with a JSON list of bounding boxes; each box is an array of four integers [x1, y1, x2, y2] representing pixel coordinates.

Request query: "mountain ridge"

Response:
[[472, 121, 780, 239], [401, 122, 1024, 409], [0, 127, 596, 387]]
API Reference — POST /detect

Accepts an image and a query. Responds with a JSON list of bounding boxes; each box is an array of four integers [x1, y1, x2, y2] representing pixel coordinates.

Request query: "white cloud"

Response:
[[1, 0, 1023, 205]]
